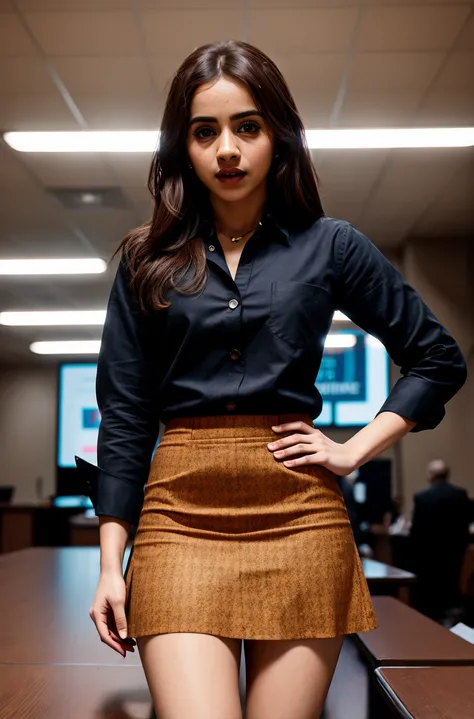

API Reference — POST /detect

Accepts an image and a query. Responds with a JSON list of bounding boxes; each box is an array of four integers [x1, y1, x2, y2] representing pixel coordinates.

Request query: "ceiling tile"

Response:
[[339, 52, 446, 127], [272, 53, 346, 95], [248, 8, 358, 54], [69, 207, 139, 248], [316, 150, 390, 205], [348, 52, 445, 92], [368, 0, 472, 5], [21, 153, 116, 187], [148, 54, 189, 92], [122, 186, 153, 224], [52, 57, 154, 95], [456, 11, 474, 50], [339, 93, 422, 127], [0, 57, 58, 94], [425, 50, 474, 92], [0, 93, 78, 130], [294, 94, 337, 128], [0, 13, 37, 56], [249, 0, 359, 6], [359, 148, 468, 241], [137, 0, 241, 7], [357, 6, 471, 52], [103, 155, 152, 187], [24, 11, 142, 56], [411, 157, 474, 237], [141, 10, 242, 55], [415, 51, 474, 124], [0, 146, 40, 189], [18, 1, 131, 8], [76, 95, 162, 129]]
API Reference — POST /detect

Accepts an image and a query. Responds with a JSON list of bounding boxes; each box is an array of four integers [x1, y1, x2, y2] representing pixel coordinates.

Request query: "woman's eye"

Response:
[[193, 122, 260, 140], [193, 127, 214, 140], [239, 122, 260, 133]]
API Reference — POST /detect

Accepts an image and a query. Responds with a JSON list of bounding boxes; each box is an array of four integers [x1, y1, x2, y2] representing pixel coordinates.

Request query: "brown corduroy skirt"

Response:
[[124, 413, 378, 640]]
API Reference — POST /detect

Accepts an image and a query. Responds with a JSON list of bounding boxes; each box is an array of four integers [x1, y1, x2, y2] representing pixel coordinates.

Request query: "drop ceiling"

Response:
[[0, 0, 473, 363]]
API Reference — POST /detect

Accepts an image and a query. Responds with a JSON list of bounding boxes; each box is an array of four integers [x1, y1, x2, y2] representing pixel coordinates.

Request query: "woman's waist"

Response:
[[163, 412, 313, 439]]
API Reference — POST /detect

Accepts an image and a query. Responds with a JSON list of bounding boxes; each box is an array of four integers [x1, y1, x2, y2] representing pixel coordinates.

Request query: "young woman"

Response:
[[76, 40, 467, 719]]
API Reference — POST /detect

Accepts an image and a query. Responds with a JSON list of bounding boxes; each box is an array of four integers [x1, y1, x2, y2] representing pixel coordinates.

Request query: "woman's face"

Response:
[[186, 76, 274, 205]]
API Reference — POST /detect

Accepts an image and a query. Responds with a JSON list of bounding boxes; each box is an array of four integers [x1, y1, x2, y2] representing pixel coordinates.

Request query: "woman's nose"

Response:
[[217, 129, 240, 161]]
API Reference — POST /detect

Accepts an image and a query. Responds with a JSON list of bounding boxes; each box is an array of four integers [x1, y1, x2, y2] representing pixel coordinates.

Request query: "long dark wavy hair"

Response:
[[113, 39, 325, 313]]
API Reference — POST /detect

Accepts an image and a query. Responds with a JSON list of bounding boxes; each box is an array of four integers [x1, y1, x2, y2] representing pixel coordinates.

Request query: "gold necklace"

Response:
[[216, 220, 263, 243]]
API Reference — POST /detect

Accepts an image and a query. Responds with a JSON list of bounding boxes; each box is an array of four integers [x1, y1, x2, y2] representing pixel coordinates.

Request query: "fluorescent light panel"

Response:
[[28, 331, 360, 355], [0, 310, 106, 326], [0, 258, 106, 275], [30, 340, 101, 355], [4, 127, 474, 152], [2, 309, 351, 328]]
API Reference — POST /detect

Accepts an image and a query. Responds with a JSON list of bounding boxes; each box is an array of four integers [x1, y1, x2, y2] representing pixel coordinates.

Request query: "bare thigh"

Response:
[[137, 632, 243, 719], [244, 635, 344, 719]]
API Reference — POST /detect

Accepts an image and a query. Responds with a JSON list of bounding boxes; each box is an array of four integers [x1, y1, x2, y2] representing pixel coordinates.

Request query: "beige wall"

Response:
[[0, 365, 57, 502], [0, 237, 472, 511]]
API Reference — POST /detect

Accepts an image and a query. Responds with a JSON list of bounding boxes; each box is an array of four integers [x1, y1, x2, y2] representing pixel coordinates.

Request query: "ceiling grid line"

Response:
[[328, 0, 368, 128]]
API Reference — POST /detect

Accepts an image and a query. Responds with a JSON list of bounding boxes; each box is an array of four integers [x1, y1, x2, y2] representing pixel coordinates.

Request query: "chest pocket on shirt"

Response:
[[268, 281, 333, 349]]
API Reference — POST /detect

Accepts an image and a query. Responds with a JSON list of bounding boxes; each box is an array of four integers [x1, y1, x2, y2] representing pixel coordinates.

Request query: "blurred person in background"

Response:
[[410, 459, 471, 623], [76, 40, 467, 719]]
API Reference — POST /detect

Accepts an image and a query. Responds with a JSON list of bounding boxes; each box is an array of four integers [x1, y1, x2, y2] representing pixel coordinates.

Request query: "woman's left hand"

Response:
[[267, 420, 359, 476]]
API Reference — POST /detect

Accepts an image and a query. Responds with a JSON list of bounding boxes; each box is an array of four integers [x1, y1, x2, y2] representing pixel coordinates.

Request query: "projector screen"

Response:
[[57, 331, 390, 469], [315, 330, 390, 427]]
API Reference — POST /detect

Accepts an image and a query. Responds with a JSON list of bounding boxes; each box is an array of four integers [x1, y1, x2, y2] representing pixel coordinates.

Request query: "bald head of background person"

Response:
[[427, 458, 450, 485]]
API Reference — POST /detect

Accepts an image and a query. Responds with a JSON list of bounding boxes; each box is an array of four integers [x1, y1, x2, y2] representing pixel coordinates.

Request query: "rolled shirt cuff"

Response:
[[75, 456, 144, 526], [375, 374, 445, 432]]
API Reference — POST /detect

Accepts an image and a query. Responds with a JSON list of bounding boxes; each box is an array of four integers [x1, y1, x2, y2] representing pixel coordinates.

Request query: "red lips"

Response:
[[216, 168, 246, 177]]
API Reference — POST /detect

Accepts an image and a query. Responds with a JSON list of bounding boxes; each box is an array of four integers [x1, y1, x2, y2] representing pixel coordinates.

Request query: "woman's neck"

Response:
[[210, 189, 267, 236]]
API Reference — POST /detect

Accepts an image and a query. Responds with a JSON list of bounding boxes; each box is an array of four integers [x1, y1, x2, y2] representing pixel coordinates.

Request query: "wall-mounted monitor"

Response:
[[57, 330, 390, 472]]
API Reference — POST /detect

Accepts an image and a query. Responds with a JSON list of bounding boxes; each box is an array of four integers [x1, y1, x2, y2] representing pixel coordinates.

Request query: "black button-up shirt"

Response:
[[75, 214, 467, 526]]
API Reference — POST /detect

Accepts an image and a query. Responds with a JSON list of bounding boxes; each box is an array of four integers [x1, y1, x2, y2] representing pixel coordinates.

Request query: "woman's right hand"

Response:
[[89, 570, 137, 657]]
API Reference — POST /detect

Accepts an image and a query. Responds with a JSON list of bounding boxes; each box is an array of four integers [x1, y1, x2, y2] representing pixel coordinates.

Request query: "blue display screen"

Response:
[[57, 332, 390, 468]]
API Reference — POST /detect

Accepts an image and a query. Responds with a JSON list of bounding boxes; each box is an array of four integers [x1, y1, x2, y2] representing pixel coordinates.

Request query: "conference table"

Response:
[[0, 547, 418, 718], [0, 547, 152, 719], [375, 666, 474, 718], [362, 556, 416, 605], [0, 547, 416, 664]]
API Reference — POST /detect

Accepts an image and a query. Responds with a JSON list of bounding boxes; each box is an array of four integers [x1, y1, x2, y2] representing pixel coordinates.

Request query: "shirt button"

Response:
[[228, 298, 239, 310], [226, 401, 237, 411], [208, 245, 216, 252], [229, 349, 241, 361]]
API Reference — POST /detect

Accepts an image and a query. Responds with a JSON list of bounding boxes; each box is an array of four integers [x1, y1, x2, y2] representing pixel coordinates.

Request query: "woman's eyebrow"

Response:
[[189, 110, 264, 126]]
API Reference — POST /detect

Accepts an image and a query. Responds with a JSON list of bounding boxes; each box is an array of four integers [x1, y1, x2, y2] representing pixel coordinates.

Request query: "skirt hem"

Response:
[[127, 618, 379, 641]]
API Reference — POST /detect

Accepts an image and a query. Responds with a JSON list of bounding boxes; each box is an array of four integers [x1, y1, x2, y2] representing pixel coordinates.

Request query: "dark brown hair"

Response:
[[113, 39, 325, 313]]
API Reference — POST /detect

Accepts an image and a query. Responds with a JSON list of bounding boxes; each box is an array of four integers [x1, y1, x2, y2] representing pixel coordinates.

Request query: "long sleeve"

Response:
[[75, 256, 161, 526], [334, 223, 467, 432]]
